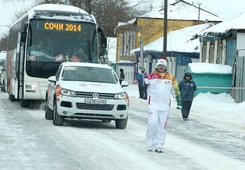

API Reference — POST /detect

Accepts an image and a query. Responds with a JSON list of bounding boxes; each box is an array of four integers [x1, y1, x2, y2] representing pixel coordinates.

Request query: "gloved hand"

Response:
[[176, 106, 182, 110], [176, 96, 182, 109]]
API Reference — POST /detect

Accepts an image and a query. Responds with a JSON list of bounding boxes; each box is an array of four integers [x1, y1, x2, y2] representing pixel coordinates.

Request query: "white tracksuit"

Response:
[[144, 72, 176, 149]]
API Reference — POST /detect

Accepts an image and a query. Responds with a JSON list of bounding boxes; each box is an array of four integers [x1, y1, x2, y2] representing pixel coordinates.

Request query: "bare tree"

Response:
[[67, 0, 134, 36], [0, 0, 32, 51], [40, 0, 64, 4], [3, 0, 152, 36], [0, 0, 153, 49], [0, 36, 7, 51], [127, 0, 154, 17], [68, 0, 154, 36]]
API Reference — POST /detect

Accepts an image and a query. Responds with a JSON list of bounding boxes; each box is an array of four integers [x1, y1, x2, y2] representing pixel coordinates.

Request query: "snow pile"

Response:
[[125, 84, 245, 133], [188, 63, 232, 74]]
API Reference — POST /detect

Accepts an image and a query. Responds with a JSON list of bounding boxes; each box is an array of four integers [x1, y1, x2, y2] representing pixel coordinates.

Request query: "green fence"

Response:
[[185, 64, 232, 95]]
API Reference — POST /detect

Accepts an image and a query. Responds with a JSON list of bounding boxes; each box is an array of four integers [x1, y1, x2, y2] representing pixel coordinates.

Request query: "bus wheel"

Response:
[[9, 94, 15, 101], [53, 101, 64, 126], [20, 99, 30, 107]]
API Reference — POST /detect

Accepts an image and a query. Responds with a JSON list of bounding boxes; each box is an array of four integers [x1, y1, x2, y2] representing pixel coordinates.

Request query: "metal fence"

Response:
[[231, 55, 245, 103]]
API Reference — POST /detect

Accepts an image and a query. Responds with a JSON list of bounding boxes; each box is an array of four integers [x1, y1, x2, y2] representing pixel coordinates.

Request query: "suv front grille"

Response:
[[75, 92, 115, 99], [76, 103, 114, 110]]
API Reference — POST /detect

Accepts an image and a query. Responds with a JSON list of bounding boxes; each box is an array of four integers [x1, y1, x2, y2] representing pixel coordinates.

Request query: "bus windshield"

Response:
[[26, 19, 98, 78]]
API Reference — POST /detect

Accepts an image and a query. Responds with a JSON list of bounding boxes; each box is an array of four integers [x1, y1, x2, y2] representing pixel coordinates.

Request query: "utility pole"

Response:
[[197, 3, 202, 21], [138, 32, 144, 86], [138, 33, 144, 70], [163, 0, 168, 57]]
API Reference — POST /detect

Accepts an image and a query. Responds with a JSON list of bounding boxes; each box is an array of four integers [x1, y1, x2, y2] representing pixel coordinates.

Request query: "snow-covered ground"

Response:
[[125, 84, 245, 133], [0, 84, 244, 170]]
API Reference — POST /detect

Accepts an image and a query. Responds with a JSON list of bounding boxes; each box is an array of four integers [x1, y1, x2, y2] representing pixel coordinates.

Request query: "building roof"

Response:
[[131, 23, 213, 54], [202, 12, 245, 34], [117, 0, 222, 27]]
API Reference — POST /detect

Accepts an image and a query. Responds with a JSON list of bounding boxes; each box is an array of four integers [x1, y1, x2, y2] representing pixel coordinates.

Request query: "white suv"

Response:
[[45, 62, 129, 129]]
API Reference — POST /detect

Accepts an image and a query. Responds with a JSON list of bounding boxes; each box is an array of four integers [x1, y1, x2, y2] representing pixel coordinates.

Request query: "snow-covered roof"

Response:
[[202, 12, 245, 34], [167, 0, 222, 21], [117, 18, 136, 27], [117, 60, 135, 64], [188, 63, 232, 74], [10, 4, 95, 29], [117, 0, 222, 27], [32, 4, 88, 14], [131, 23, 213, 53]]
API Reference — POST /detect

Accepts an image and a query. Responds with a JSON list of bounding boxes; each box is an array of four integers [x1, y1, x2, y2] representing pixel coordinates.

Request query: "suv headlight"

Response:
[[114, 92, 127, 100], [61, 88, 76, 96]]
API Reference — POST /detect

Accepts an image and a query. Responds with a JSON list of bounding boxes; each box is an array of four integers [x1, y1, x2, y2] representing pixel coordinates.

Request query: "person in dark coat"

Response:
[[137, 68, 147, 99], [178, 72, 197, 121], [119, 68, 125, 85]]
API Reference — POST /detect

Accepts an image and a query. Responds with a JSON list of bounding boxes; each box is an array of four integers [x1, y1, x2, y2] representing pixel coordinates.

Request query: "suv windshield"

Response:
[[62, 66, 117, 83]]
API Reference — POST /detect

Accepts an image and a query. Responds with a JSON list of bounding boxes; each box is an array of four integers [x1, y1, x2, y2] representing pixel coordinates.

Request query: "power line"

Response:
[[0, 25, 10, 27]]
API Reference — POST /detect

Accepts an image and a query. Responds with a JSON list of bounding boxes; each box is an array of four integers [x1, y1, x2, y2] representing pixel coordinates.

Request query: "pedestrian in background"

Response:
[[119, 68, 125, 85], [178, 72, 197, 121], [144, 59, 182, 153], [137, 67, 147, 99]]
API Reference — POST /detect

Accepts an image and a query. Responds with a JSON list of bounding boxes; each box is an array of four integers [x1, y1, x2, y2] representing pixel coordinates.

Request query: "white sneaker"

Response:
[[147, 147, 153, 152], [155, 148, 163, 153]]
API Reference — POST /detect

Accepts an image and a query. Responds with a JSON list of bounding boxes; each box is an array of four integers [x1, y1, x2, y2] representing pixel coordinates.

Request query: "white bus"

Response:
[[6, 4, 107, 107]]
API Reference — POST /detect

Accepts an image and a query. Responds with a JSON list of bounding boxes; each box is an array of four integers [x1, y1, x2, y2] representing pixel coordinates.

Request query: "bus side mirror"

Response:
[[21, 23, 29, 42], [98, 27, 107, 56], [21, 32, 26, 42], [101, 36, 107, 48], [99, 36, 107, 56]]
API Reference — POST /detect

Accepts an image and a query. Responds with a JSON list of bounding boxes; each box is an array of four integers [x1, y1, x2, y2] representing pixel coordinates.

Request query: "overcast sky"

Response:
[[131, 0, 245, 19], [180, 0, 245, 19], [0, 0, 36, 38], [1, 0, 245, 38]]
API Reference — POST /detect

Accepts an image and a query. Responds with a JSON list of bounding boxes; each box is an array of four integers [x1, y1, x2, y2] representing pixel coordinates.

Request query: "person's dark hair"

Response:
[[120, 68, 124, 72]]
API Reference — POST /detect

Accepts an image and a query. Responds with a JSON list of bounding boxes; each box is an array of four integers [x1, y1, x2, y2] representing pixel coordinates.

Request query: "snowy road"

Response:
[[0, 91, 244, 170]]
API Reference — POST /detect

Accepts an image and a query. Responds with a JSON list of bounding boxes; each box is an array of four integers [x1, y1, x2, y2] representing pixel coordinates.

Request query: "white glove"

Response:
[[176, 106, 182, 110]]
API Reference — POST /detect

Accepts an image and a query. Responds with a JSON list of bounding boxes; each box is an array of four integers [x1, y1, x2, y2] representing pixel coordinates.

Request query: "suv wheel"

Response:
[[115, 117, 128, 129], [45, 100, 53, 120], [53, 101, 64, 126]]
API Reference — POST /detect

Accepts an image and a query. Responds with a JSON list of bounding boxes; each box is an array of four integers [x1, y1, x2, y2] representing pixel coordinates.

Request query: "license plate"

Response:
[[85, 99, 106, 105]]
